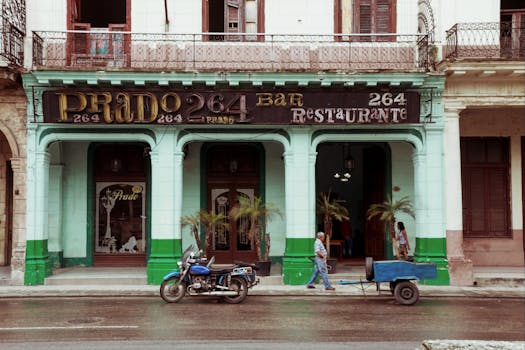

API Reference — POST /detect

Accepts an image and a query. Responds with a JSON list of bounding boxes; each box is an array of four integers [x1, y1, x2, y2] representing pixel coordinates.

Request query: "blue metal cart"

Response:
[[338, 257, 437, 305]]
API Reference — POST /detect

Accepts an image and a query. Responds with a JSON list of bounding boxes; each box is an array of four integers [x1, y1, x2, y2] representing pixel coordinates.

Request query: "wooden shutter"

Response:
[[461, 138, 510, 238], [225, 0, 245, 40], [72, 22, 91, 54], [353, 0, 396, 37]]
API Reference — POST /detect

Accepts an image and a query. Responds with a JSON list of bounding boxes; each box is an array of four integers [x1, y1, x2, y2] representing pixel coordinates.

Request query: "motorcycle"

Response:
[[160, 244, 259, 304]]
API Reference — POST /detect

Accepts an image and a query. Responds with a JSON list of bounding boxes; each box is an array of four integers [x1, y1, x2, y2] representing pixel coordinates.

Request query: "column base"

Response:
[[448, 256, 474, 286], [24, 256, 52, 285], [414, 255, 450, 285], [147, 238, 182, 285], [282, 257, 313, 285], [24, 240, 52, 285]]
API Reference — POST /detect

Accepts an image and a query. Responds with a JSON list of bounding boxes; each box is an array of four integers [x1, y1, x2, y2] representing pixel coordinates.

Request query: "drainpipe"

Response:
[[164, 0, 170, 32]]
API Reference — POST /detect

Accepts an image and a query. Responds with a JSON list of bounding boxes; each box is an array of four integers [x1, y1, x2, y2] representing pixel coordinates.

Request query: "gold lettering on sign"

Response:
[[87, 93, 112, 123], [256, 93, 304, 107], [57, 93, 88, 121], [114, 93, 131, 123], [133, 93, 158, 123], [112, 189, 139, 201]]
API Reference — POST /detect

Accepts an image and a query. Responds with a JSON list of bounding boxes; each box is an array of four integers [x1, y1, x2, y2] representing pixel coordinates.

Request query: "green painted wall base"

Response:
[[48, 251, 63, 268], [147, 238, 182, 285], [282, 237, 315, 285], [282, 257, 314, 285], [414, 237, 450, 285], [25, 240, 52, 285]]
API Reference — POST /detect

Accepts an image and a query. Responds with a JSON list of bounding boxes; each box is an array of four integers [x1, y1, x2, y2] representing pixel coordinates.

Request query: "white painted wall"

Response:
[[170, 0, 202, 33], [398, 0, 418, 34], [265, 0, 334, 34], [62, 142, 88, 258], [390, 141, 416, 254], [438, 0, 500, 42], [26, 0, 67, 32]]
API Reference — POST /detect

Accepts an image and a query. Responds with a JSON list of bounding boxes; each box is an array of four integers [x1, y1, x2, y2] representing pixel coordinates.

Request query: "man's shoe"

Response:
[[306, 285, 315, 289], [325, 287, 336, 291]]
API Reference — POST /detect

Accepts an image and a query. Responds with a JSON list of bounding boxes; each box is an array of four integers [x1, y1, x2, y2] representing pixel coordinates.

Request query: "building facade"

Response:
[[439, 0, 525, 285], [0, 0, 27, 285], [10, 0, 523, 286]]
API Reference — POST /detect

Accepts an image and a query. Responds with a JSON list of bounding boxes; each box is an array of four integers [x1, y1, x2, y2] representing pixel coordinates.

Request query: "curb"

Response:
[[0, 284, 524, 298]]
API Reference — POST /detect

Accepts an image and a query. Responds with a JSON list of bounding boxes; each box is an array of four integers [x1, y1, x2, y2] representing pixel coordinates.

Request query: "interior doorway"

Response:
[[316, 142, 389, 261], [4, 161, 13, 266], [206, 144, 260, 263]]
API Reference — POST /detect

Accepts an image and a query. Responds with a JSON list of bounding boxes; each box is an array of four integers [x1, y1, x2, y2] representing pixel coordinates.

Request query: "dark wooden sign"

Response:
[[42, 89, 421, 125]]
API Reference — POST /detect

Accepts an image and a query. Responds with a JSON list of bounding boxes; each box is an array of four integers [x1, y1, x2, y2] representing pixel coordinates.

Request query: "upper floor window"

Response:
[[67, 0, 131, 66], [203, 0, 265, 41], [69, 0, 129, 31], [335, 0, 396, 39], [500, 0, 525, 59]]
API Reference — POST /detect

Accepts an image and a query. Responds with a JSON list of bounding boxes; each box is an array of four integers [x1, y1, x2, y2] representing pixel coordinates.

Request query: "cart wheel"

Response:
[[365, 257, 374, 281], [394, 281, 419, 305]]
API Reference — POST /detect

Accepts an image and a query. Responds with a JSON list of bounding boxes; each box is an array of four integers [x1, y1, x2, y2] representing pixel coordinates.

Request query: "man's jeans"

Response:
[[307, 256, 332, 288]]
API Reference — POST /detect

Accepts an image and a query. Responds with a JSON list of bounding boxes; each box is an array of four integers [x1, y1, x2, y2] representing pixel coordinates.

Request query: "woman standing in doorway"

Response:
[[396, 222, 410, 260]]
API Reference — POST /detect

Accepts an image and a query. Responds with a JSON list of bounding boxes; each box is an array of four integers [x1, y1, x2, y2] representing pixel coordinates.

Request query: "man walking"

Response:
[[306, 232, 336, 291]]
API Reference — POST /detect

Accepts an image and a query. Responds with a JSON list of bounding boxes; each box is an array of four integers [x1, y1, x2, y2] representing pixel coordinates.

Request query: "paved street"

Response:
[[0, 296, 523, 349]]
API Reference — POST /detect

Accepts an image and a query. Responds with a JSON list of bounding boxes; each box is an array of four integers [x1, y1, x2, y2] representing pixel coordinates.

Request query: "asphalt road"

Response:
[[0, 296, 523, 349]]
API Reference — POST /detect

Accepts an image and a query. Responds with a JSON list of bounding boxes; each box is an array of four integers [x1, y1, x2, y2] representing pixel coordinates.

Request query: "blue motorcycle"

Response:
[[160, 244, 259, 304]]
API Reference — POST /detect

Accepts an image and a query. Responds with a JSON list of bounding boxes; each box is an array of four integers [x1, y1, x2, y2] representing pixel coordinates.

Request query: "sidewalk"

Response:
[[0, 264, 524, 298]]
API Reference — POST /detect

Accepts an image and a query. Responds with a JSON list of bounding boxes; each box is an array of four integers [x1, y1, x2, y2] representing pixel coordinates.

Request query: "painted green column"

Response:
[[282, 130, 316, 285], [146, 138, 183, 284], [414, 237, 449, 285], [25, 239, 52, 285], [25, 148, 52, 285], [147, 239, 182, 284], [413, 119, 449, 285]]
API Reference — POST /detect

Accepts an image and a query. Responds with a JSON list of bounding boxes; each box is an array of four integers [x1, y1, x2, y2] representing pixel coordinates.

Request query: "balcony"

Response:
[[32, 31, 429, 73], [0, 15, 24, 86], [445, 22, 525, 61]]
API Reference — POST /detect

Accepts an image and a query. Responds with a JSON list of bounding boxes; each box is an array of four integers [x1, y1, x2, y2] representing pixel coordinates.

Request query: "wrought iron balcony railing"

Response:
[[32, 30, 429, 72], [1, 15, 24, 67], [445, 22, 525, 61]]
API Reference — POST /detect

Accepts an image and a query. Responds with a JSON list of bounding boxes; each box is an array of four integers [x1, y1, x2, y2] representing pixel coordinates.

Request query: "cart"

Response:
[[338, 257, 437, 305]]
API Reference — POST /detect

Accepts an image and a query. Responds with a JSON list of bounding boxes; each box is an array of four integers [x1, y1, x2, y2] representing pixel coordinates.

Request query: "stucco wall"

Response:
[[0, 87, 26, 279], [61, 142, 89, 259], [460, 108, 525, 266]]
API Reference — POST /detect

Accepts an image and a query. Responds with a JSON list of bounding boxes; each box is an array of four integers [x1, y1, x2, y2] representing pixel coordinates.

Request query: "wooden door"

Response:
[[363, 145, 386, 259], [207, 144, 259, 263]]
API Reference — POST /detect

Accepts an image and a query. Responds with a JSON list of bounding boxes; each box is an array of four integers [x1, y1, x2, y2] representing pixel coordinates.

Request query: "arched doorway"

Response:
[[205, 143, 261, 263], [92, 143, 149, 266], [316, 142, 390, 261]]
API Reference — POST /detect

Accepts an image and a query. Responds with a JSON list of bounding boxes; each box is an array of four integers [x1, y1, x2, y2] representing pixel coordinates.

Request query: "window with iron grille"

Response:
[[461, 137, 511, 238]]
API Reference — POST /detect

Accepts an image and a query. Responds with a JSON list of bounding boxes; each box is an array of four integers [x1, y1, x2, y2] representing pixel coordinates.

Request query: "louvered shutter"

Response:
[[353, 0, 395, 37], [225, 0, 245, 40], [72, 22, 91, 55]]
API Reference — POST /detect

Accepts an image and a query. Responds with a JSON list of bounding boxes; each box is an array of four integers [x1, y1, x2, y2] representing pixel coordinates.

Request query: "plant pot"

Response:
[[256, 260, 271, 276], [326, 258, 337, 274]]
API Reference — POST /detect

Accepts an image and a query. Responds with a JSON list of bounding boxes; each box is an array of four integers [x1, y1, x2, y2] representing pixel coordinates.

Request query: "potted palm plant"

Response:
[[316, 191, 349, 273], [230, 196, 282, 276], [366, 195, 415, 259], [181, 210, 230, 258]]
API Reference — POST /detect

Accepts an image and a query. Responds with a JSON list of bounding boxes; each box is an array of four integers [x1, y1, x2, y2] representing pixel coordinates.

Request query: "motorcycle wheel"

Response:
[[221, 277, 248, 304], [160, 277, 186, 303]]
